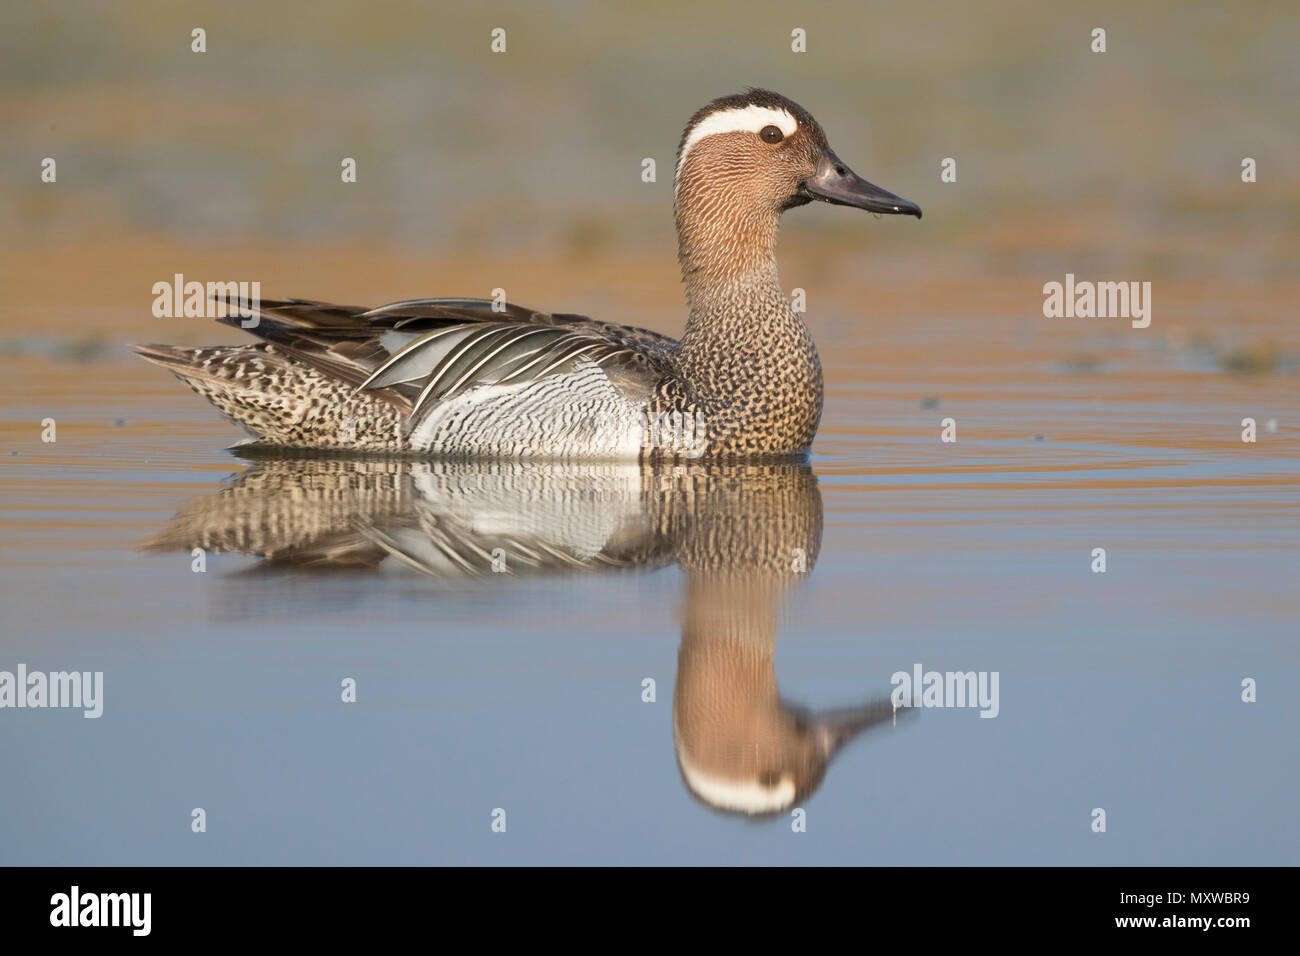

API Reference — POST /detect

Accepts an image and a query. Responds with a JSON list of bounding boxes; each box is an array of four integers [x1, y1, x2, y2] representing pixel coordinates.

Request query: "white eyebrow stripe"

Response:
[[675, 105, 799, 185]]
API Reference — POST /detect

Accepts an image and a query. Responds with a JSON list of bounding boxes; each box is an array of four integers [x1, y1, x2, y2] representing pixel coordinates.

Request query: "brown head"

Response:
[[673, 89, 921, 294], [673, 609, 908, 818]]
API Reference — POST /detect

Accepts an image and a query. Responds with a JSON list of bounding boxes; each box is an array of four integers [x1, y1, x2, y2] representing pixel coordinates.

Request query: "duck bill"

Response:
[[815, 699, 910, 757], [800, 149, 922, 218]]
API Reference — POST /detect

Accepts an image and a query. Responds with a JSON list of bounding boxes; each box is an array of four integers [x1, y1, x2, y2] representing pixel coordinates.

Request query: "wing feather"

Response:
[[197, 295, 676, 420]]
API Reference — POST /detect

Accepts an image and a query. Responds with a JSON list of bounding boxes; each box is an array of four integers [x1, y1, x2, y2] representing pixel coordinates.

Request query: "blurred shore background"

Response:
[[1, 0, 1296, 351]]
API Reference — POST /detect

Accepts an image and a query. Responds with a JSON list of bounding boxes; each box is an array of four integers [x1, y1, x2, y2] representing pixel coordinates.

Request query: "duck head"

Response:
[[673, 89, 921, 288], [676, 89, 922, 216]]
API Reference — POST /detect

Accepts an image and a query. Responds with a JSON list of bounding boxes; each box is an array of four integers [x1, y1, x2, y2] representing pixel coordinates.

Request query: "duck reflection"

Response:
[[145, 455, 909, 816]]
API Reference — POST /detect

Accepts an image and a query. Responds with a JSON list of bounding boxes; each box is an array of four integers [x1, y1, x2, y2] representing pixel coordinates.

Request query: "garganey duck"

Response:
[[136, 89, 921, 458]]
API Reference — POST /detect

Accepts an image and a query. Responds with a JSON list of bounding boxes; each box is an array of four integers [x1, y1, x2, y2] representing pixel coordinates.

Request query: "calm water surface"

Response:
[[1, 326, 1296, 865], [3, 0, 1299, 868]]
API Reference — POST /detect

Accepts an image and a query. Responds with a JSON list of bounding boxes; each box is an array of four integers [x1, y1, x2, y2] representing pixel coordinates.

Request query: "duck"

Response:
[[136, 89, 921, 459]]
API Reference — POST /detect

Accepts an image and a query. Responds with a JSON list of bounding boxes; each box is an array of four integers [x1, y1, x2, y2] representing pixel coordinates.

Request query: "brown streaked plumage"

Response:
[[136, 89, 920, 459]]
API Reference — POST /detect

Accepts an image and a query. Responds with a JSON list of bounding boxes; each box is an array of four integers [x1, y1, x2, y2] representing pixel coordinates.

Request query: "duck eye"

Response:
[[759, 125, 784, 144]]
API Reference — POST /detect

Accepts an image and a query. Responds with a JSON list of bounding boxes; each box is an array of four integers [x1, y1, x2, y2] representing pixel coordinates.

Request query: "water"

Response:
[[2, 319, 1295, 865], [2, 0, 1297, 865]]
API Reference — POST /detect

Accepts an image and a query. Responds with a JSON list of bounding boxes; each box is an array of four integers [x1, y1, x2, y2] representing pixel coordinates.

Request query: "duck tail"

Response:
[[132, 342, 401, 450], [133, 343, 283, 441]]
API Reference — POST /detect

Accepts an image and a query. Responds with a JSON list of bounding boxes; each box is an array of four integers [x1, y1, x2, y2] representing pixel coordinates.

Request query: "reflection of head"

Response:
[[665, 462, 904, 818], [672, 582, 902, 818], [675, 699, 903, 818]]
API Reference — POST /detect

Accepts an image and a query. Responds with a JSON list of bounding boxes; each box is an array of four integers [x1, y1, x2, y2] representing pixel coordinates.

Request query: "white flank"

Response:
[[675, 105, 799, 185]]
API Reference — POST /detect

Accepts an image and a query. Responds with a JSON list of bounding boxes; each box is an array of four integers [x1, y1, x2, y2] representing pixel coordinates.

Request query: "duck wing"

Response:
[[223, 297, 678, 426]]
